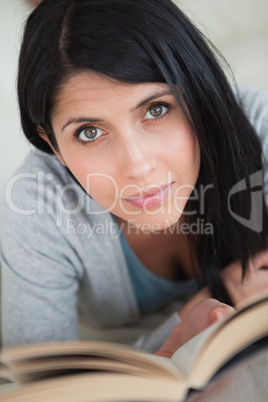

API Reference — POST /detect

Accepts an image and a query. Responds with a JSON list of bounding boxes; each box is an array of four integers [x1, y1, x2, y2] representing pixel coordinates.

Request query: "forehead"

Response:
[[53, 71, 171, 114]]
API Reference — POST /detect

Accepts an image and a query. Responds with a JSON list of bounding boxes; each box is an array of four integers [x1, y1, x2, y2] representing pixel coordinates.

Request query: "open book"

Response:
[[0, 292, 267, 402]]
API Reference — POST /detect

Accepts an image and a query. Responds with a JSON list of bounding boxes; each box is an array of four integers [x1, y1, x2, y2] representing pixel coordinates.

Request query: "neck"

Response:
[[115, 217, 199, 280]]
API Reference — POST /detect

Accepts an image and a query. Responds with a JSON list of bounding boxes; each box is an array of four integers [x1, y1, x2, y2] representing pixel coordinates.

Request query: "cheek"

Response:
[[60, 145, 107, 180], [55, 138, 122, 208], [63, 155, 119, 210], [191, 137, 201, 174], [84, 175, 119, 210], [167, 126, 200, 176]]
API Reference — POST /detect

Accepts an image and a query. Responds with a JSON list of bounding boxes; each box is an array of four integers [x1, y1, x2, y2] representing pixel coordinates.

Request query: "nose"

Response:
[[118, 135, 157, 180]]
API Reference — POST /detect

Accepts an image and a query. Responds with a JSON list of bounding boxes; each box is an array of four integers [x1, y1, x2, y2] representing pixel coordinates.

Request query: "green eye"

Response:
[[77, 126, 103, 142], [84, 127, 98, 139], [149, 106, 163, 117], [145, 104, 168, 119]]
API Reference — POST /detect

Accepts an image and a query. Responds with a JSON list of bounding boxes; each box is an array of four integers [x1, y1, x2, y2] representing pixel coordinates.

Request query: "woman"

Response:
[[1, 0, 268, 354]]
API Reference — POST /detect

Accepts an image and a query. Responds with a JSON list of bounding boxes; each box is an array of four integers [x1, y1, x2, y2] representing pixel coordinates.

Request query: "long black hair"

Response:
[[18, 0, 268, 304]]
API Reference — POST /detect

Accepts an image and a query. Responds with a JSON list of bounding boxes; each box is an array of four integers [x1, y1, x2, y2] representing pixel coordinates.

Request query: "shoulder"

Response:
[[8, 148, 74, 190], [2, 148, 105, 217], [236, 87, 268, 203], [236, 86, 268, 142], [0, 148, 119, 282], [237, 86, 268, 110], [1, 148, 109, 248]]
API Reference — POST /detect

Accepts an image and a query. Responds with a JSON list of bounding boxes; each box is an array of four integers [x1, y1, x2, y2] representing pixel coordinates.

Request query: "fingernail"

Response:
[[216, 309, 225, 320]]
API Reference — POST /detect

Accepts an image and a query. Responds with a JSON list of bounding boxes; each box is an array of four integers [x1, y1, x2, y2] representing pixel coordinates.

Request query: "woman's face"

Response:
[[48, 71, 200, 231]]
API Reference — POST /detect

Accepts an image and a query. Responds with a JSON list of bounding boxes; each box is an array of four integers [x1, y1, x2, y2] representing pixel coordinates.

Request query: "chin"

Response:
[[123, 212, 181, 233]]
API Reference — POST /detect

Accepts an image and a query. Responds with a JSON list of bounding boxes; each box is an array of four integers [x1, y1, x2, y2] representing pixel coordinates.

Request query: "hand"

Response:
[[221, 248, 268, 307], [179, 286, 211, 320], [180, 248, 268, 318], [155, 299, 234, 358]]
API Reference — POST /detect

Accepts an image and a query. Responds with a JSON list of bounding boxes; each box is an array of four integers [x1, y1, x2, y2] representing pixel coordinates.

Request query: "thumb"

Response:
[[155, 299, 234, 358], [187, 299, 234, 337], [208, 302, 234, 324]]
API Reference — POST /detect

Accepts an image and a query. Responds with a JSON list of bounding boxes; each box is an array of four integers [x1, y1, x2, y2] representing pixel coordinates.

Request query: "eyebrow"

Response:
[[62, 117, 102, 131], [61, 88, 173, 131], [130, 89, 173, 112]]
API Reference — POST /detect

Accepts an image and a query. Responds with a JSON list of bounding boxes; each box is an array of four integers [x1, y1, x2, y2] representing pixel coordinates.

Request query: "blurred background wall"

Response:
[[0, 0, 268, 205]]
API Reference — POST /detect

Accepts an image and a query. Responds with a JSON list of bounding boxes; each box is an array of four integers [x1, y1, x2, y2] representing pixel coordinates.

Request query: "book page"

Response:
[[189, 301, 268, 388], [1, 341, 180, 384], [171, 294, 268, 387], [171, 322, 220, 377], [0, 372, 185, 402]]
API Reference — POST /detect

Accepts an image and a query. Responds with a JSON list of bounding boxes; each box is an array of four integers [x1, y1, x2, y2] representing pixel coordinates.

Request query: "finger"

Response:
[[209, 304, 234, 324], [187, 299, 234, 335]]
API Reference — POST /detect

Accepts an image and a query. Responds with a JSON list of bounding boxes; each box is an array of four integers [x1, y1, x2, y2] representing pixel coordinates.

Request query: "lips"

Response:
[[122, 183, 173, 209]]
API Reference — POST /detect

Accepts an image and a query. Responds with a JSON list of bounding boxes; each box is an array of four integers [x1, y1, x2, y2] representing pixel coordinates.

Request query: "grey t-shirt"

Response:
[[1, 87, 268, 351]]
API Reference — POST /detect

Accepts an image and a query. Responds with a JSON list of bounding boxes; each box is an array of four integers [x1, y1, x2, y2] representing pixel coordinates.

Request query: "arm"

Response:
[[134, 249, 268, 355], [178, 248, 268, 321], [0, 177, 81, 347], [156, 248, 268, 358]]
